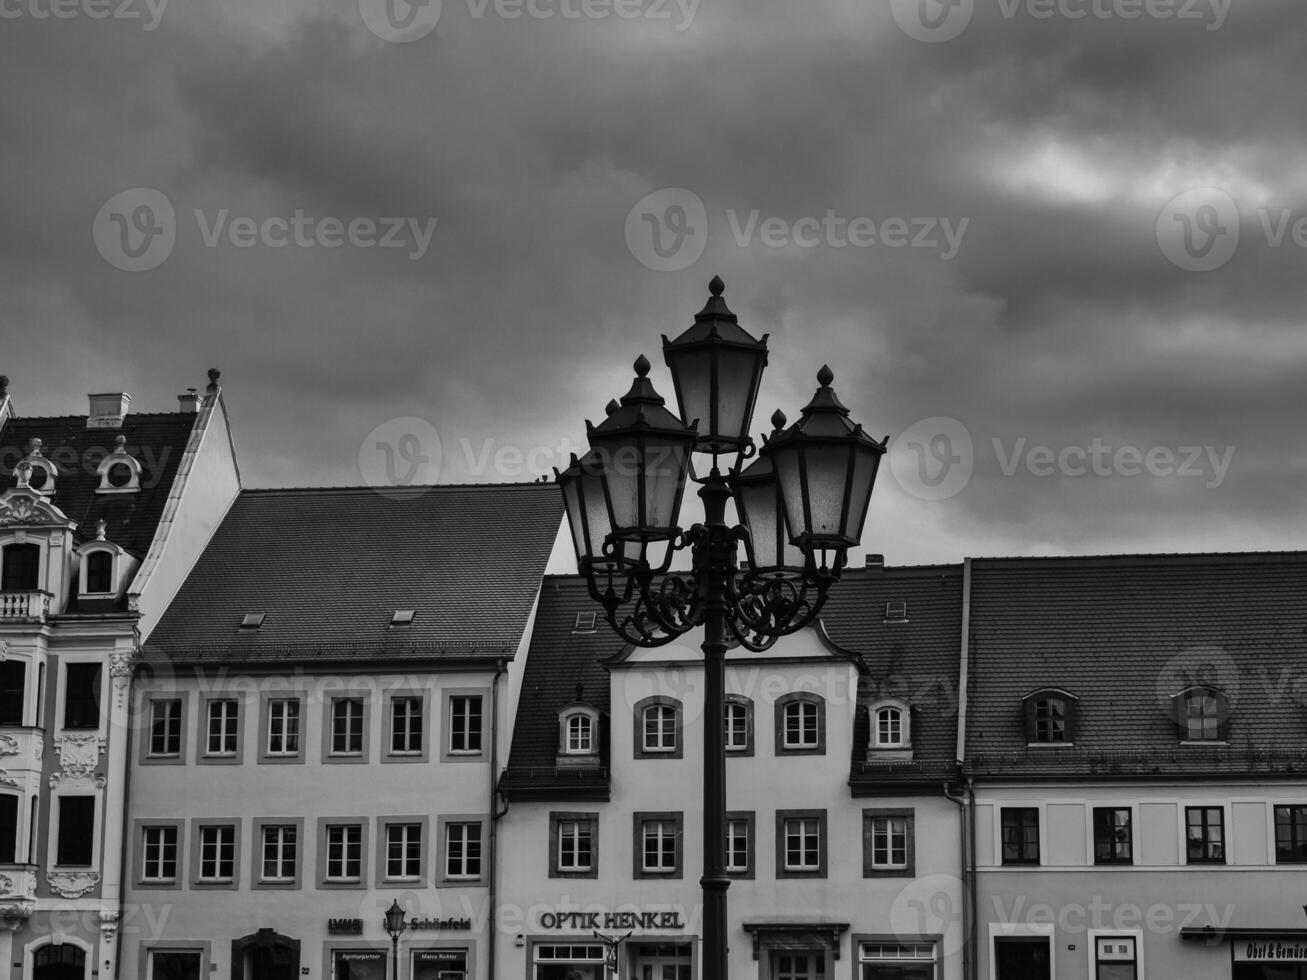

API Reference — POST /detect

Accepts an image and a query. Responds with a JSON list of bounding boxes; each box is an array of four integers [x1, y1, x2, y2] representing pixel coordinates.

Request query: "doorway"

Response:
[[33, 944, 86, 980], [630, 941, 692, 980], [231, 930, 300, 980]]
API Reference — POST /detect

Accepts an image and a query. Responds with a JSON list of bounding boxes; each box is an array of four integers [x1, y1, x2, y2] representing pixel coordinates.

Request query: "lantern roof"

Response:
[[771, 366, 888, 447], [587, 355, 696, 438], [663, 276, 769, 350]]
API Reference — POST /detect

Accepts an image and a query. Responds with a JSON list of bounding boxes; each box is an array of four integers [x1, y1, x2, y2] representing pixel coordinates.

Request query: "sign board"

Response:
[[1234, 941, 1307, 962]]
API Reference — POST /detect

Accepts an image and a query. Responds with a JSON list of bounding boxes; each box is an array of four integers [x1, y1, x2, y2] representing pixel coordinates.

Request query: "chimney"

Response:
[[864, 553, 885, 569], [87, 393, 131, 429], [178, 388, 200, 413]]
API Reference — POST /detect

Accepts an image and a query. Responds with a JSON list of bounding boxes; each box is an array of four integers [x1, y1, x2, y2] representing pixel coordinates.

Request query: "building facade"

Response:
[[121, 483, 565, 980], [0, 372, 240, 980]]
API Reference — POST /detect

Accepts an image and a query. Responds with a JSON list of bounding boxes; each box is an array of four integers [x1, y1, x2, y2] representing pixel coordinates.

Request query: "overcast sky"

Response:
[[3, 0, 1304, 566]]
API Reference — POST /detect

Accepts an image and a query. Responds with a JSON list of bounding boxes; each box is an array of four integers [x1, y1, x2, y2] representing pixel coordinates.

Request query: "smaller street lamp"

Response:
[[383, 899, 406, 980]]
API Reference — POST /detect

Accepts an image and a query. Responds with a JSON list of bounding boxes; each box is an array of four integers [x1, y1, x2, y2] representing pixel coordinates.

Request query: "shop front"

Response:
[[1181, 930, 1307, 980]]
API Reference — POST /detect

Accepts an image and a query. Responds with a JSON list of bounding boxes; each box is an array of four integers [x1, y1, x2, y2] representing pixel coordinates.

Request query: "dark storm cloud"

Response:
[[1, 0, 1304, 564]]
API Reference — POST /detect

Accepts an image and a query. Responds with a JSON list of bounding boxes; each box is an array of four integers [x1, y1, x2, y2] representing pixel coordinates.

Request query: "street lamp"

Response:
[[383, 899, 406, 980], [557, 277, 886, 978]]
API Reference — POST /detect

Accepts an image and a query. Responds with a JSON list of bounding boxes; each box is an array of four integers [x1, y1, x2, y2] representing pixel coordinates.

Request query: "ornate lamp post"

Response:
[[557, 277, 886, 978], [383, 899, 406, 980]]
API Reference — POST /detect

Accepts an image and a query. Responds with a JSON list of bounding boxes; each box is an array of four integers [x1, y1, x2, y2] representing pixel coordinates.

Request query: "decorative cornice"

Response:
[[0, 488, 73, 528]]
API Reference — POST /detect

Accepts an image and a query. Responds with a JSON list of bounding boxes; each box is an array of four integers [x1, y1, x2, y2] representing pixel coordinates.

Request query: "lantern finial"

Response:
[[634, 354, 651, 377], [605, 399, 620, 416], [709, 275, 725, 296], [770, 409, 787, 431], [817, 364, 834, 387]]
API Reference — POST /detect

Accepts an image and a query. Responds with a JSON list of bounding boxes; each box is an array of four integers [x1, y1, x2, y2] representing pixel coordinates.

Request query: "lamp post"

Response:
[[383, 899, 406, 980], [557, 277, 886, 978]]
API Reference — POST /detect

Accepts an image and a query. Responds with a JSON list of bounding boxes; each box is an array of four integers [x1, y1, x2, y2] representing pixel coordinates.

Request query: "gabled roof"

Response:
[[145, 483, 563, 663], [821, 564, 965, 791], [500, 575, 613, 800], [963, 551, 1307, 779], [0, 413, 196, 556]]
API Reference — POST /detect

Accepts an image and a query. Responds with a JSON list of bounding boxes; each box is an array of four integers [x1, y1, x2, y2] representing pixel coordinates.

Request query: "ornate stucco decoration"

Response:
[[49, 735, 107, 789], [0, 487, 73, 528], [0, 870, 36, 900], [109, 651, 134, 710], [99, 909, 120, 941], [0, 735, 18, 756], [46, 871, 100, 900], [0, 903, 34, 930]]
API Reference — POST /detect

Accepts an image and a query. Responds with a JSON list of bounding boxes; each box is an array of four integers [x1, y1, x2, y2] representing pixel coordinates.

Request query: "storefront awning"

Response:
[[741, 922, 850, 961]]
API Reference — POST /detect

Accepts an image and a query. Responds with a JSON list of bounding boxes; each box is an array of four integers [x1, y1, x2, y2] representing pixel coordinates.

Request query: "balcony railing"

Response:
[[0, 592, 50, 623]]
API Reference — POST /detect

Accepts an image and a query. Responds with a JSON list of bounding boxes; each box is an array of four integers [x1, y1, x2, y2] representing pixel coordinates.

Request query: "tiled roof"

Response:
[[500, 575, 614, 800], [964, 552, 1307, 779], [0, 413, 196, 556], [821, 564, 965, 791], [146, 483, 563, 661]]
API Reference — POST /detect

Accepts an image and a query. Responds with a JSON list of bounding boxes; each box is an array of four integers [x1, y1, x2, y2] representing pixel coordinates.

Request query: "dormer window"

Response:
[[84, 552, 113, 594], [95, 436, 142, 494], [76, 529, 127, 600], [556, 704, 601, 767], [1173, 686, 1229, 742], [1023, 688, 1079, 745], [14, 439, 56, 496], [867, 697, 912, 759]]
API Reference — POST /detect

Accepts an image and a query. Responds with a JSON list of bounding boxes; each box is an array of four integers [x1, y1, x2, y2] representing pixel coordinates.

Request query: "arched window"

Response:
[[564, 712, 593, 753], [1023, 688, 1079, 744], [84, 552, 114, 594], [775, 693, 825, 754], [1174, 686, 1229, 742], [633, 697, 682, 759], [1, 543, 40, 592]]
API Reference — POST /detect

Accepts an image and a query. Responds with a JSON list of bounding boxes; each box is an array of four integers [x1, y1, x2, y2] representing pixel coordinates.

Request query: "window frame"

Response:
[[1000, 807, 1041, 866], [775, 693, 826, 756], [548, 811, 598, 879], [1023, 688, 1078, 745], [316, 817, 368, 889], [190, 819, 240, 889], [724, 695, 754, 757], [252, 818, 304, 889], [322, 695, 369, 764], [1184, 805, 1226, 865], [141, 696, 186, 765], [384, 691, 429, 763], [725, 810, 755, 880], [1274, 804, 1307, 864], [144, 944, 210, 980], [560, 709, 597, 756], [80, 547, 117, 596], [377, 816, 429, 885], [55, 794, 98, 868], [258, 694, 305, 764], [61, 661, 103, 732], [1175, 687, 1229, 743], [633, 696, 683, 760], [198, 697, 242, 764], [441, 689, 488, 762], [633, 811, 684, 880], [438, 815, 487, 884], [862, 808, 915, 877], [138, 821, 183, 888], [776, 808, 827, 879], [1092, 806, 1134, 866]]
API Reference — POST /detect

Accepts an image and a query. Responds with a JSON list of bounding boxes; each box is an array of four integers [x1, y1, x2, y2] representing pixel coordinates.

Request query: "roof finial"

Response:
[[633, 354, 651, 378], [95, 519, 107, 541], [770, 409, 787, 431], [605, 399, 620, 417], [27, 437, 43, 456], [206, 368, 221, 392], [817, 364, 834, 387], [709, 275, 724, 297], [113, 434, 127, 452]]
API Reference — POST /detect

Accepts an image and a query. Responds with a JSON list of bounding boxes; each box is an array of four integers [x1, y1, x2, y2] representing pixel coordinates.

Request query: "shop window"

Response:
[[1095, 936, 1137, 980], [1093, 808, 1133, 865], [1275, 805, 1307, 864], [532, 943, 605, 980], [776, 693, 825, 755], [0, 543, 39, 592], [1001, 807, 1040, 865], [149, 950, 203, 980], [412, 950, 469, 980], [1185, 806, 1225, 864], [0, 660, 25, 725], [858, 942, 937, 980], [63, 662, 102, 730], [55, 796, 95, 866], [773, 952, 826, 979], [333, 950, 387, 980]]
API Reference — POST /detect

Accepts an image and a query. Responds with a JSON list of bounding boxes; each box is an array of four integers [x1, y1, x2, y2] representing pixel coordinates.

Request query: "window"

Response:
[[1093, 808, 1133, 865], [859, 942, 937, 980], [150, 950, 202, 980], [142, 825, 179, 882], [1094, 936, 1138, 980], [635, 812, 683, 878], [725, 811, 755, 878], [261, 824, 297, 882], [326, 824, 363, 881], [776, 694, 825, 754], [1180, 689, 1226, 741], [198, 825, 236, 882], [563, 712, 594, 754], [725, 696, 753, 755], [550, 812, 597, 878], [385, 823, 422, 880], [390, 696, 423, 755], [773, 953, 826, 979], [884, 600, 908, 622], [1185, 806, 1224, 864], [0, 795, 18, 864], [445, 822, 482, 879], [84, 551, 114, 593], [1274, 805, 1307, 863], [863, 809, 915, 875], [573, 611, 597, 632], [777, 810, 826, 877], [56, 795, 95, 866], [330, 698, 364, 756], [448, 695, 482, 754], [265, 699, 300, 756], [64, 662, 102, 730], [868, 698, 912, 752], [634, 697, 682, 759], [0, 660, 24, 725], [149, 700, 182, 757], [1024, 689, 1078, 744], [0, 543, 39, 592], [206, 700, 238, 757], [1001, 807, 1040, 865]]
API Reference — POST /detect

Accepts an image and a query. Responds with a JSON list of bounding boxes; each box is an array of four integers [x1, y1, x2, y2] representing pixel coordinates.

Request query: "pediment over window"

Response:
[[0, 488, 73, 529], [1022, 688, 1079, 745]]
